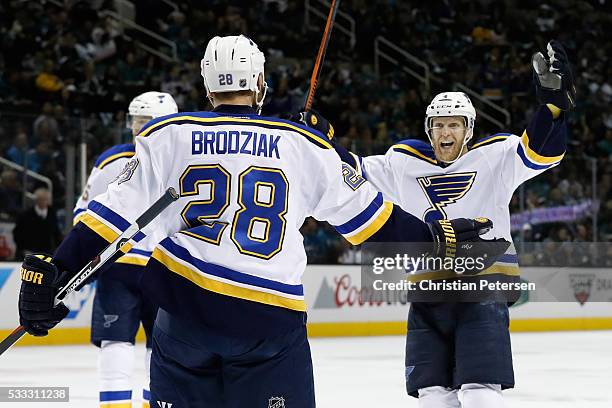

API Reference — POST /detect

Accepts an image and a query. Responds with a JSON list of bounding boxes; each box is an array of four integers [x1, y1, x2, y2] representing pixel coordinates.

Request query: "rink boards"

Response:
[[0, 263, 611, 345]]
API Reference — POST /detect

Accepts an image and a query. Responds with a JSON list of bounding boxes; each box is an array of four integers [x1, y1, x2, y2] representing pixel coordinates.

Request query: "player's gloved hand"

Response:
[[18, 254, 69, 337], [427, 217, 510, 275], [288, 110, 335, 140], [532, 40, 576, 111]]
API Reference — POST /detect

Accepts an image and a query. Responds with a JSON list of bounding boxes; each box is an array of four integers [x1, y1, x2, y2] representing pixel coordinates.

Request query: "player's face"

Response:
[[131, 115, 153, 136], [430, 116, 467, 162]]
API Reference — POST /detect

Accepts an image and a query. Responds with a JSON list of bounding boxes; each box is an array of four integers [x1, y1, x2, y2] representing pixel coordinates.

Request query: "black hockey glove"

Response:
[[427, 218, 510, 275], [288, 110, 335, 140], [532, 40, 576, 111], [18, 254, 69, 336]]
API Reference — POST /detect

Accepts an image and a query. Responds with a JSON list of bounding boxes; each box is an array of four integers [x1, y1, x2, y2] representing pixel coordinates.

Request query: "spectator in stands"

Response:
[[12, 187, 61, 258], [5, 132, 30, 168], [0, 169, 22, 220]]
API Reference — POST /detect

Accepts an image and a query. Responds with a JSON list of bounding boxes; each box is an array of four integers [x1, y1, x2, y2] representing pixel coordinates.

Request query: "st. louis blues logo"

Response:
[[417, 172, 476, 222]]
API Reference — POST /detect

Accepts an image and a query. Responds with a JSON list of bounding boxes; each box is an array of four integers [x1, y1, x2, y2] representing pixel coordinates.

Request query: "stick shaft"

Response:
[[304, 0, 341, 111], [0, 187, 178, 356]]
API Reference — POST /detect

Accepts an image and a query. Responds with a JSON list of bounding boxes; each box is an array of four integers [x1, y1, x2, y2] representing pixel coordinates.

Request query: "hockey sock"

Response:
[[99, 341, 135, 408], [459, 383, 504, 408], [143, 347, 152, 408], [418, 386, 461, 408]]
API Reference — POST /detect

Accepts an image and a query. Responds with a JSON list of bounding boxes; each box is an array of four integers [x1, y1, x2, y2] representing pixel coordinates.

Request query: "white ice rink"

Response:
[[1, 331, 611, 407]]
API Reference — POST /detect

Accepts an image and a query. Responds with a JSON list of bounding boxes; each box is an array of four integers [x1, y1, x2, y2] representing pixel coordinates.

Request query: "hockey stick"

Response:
[[0, 187, 179, 356], [304, 0, 341, 111]]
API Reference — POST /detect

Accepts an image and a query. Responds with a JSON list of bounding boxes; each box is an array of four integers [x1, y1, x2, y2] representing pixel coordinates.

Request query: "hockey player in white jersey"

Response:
[[300, 40, 575, 407], [17, 35, 507, 407], [74, 91, 178, 408]]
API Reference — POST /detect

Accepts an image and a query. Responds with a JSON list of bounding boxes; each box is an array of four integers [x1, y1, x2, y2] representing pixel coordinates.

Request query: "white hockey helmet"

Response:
[[200, 35, 268, 112], [424, 92, 476, 163], [127, 91, 178, 127]]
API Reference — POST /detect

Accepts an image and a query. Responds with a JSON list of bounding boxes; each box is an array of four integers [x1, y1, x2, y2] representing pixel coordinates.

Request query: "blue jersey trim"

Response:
[[129, 248, 152, 257], [159, 238, 305, 296], [87, 200, 130, 231], [333, 192, 383, 234], [498, 253, 519, 264], [94, 144, 135, 168], [516, 143, 555, 170]]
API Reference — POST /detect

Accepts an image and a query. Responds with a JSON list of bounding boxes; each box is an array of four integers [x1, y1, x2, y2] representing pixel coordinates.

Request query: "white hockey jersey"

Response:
[[78, 107, 399, 324], [350, 128, 564, 281], [74, 143, 152, 267]]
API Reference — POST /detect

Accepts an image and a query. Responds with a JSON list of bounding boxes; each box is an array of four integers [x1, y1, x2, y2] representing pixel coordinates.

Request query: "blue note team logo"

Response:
[[417, 172, 477, 222]]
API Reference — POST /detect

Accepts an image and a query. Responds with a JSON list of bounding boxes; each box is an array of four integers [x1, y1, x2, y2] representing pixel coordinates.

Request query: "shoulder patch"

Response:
[[470, 133, 514, 150], [392, 139, 437, 165], [138, 112, 332, 149], [95, 144, 136, 169]]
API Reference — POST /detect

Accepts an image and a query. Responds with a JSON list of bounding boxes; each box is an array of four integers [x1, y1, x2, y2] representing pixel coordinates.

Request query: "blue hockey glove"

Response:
[[18, 254, 69, 336]]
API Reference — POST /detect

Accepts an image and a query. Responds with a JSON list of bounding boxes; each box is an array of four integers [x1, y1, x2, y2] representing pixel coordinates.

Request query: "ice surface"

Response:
[[1, 331, 610, 407]]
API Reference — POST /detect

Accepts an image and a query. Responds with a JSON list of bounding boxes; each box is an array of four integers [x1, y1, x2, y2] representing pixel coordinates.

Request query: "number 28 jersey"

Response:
[[78, 107, 395, 336]]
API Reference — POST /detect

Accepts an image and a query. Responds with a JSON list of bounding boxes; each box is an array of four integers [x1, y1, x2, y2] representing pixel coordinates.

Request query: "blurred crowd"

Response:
[[0, 0, 610, 265]]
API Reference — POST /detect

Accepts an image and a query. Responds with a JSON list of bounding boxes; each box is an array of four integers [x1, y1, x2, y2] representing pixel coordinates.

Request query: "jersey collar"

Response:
[[212, 105, 257, 115]]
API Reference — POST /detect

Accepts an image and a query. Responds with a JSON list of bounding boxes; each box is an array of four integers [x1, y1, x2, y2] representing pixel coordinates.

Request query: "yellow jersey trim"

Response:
[[393, 144, 437, 164], [345, 201, 394, 245], [521, 131, 565, 164], [471, 135, 509, 149], [138, 115, 333, 149], [546, 104, 562, 119], [151, 248, 307, 312], [72, 211, 86, 226], [79, 213, 119, 243], [116, 255, 148, 266], [97, 151, 135, 169]]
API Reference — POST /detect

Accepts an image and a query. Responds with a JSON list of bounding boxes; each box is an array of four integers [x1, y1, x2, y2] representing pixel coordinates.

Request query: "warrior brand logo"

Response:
[[268, 396, 285, 408], [570, 273, 595, 306], [417, 172, 476, 222], [157, 402, 173, 408], [103, 315, 119, 328]]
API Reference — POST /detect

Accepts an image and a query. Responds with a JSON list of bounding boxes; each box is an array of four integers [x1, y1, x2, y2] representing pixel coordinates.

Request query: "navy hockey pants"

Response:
[[405, 301, 515, 397], [91, 263, 157, 348], [150, 309, 315, 407]]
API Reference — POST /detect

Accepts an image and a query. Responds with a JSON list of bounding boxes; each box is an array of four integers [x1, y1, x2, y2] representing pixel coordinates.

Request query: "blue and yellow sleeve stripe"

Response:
[[517, 130, 564, 170], [77, 200, 145, 254], [333, 192, 394, 245], [116, 248, 152, 266]]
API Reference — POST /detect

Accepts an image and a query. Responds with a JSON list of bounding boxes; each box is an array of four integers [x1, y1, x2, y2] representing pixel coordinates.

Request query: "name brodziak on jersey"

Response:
[[192, 130, 281, 159]]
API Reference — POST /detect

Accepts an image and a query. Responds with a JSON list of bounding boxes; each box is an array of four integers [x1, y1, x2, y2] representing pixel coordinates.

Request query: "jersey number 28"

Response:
[[179, 164, 288, 259]]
